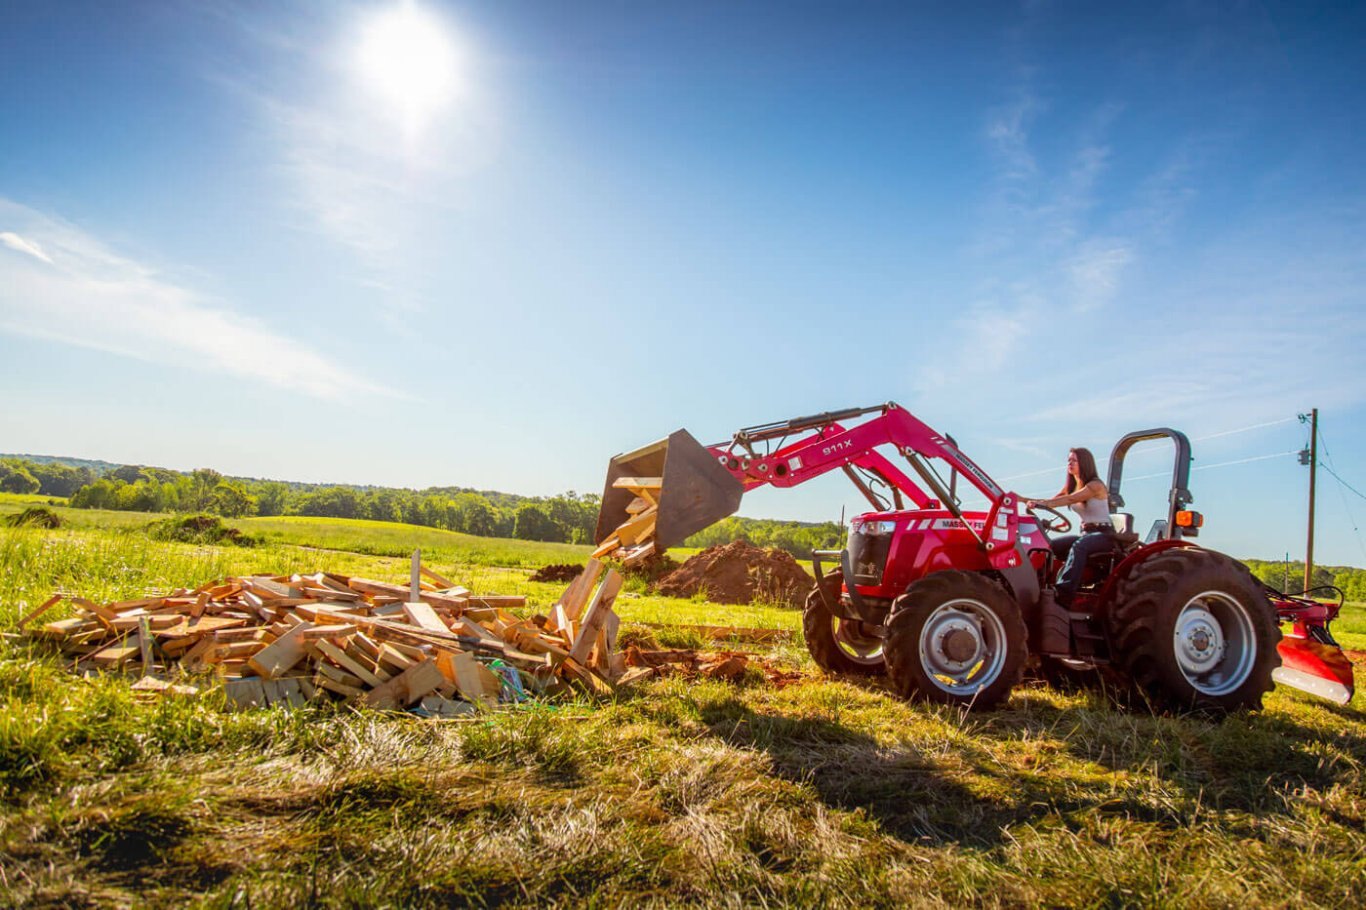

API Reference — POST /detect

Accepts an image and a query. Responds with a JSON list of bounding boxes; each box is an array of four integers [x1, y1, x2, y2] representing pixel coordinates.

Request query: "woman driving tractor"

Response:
[[1026, 447, 1117, 608]]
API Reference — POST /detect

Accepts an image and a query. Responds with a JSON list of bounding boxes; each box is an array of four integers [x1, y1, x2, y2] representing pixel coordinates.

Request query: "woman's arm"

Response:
[[1029, 480, 1107, 509]]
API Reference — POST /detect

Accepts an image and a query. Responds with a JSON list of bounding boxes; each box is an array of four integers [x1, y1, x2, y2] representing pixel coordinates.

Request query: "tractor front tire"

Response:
[[803, 586, 886, 675], [1108, 548, 1279, 714], [884, 570, 1026, 709]]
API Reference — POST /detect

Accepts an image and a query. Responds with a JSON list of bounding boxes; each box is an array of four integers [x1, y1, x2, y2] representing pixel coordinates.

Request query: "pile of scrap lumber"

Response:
[[19, 559, 627, 714], [592, 475, 660, 566]]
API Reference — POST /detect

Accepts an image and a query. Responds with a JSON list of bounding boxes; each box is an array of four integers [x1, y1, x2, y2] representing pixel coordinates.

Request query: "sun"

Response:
[[355, 1, 458, 136]]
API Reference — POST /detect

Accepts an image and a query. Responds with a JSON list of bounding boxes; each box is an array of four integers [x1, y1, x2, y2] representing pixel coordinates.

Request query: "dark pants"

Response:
[[1050, 532, 1117, 606]]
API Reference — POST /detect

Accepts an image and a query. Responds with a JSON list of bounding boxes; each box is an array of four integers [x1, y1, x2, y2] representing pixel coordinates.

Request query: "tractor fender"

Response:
[[1092, 538, 1198, 617]]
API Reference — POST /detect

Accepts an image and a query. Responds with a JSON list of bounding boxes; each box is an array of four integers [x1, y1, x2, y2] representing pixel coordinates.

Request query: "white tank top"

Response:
[[1071, 491, 1111, 526]]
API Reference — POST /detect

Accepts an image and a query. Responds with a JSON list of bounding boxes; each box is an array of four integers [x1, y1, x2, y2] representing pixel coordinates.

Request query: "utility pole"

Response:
[[1299, 409, 1318, 594]]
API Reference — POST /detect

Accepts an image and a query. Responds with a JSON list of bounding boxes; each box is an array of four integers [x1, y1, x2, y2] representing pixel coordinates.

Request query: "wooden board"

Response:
[[569, 571, 624, 664], [362, 658, 445, 710], [246, 622, 314, 680]]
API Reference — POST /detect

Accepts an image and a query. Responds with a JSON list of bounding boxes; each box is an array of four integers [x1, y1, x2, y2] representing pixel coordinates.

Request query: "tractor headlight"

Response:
[[857, 520, 898, 537]]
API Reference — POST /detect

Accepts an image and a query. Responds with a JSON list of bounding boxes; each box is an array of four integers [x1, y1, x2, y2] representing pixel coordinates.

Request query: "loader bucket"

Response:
[[595, 429, 745, 550], [1274, 638, 1356, 706]]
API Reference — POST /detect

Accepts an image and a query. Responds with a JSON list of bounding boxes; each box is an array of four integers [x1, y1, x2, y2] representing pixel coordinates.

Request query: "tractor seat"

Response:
[[1110, 512, 1140, 547]]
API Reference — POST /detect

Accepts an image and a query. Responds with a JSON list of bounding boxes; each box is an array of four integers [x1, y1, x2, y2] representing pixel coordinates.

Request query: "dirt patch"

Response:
[[652, 540, 812, 606], [528, 564, 583, 583], [620, 646, 805, 688]]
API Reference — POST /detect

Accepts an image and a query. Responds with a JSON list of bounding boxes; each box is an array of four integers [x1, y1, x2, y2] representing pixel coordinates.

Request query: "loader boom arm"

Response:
[[598, 402, 1027, 570]]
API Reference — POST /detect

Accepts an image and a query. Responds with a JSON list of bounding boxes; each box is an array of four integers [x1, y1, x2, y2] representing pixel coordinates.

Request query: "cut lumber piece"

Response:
[[275, 676, 307, 708], [465, 595, 526, 610], [138, 617, 154, 673], [91, 638, 139, 669], [362, 658, 445, 710], [315, 662, 366, 689], [247, 622, 315, 680], [224, 677, 268, 710], [315, 674, 365, 701], [621, 543, 656, 568], [612, 476, 663, 490], [437, 651, 499, 707], [614, 509, 657, 546], [569, 571, 624, 664], [315, 639, 387, 688], [557, 558, 604, 621], [625, 496, 650, 515], [402, 601, 450, 634], [345, 578, 468, 610], [377, 643, 417, 673], [591, 537, 620, 559], [419, 566, 455, 589], [16, 595, 63, 630]]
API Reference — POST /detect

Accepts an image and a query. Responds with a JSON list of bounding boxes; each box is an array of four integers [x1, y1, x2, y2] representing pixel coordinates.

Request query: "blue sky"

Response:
[[3, 1, 1366, 566]]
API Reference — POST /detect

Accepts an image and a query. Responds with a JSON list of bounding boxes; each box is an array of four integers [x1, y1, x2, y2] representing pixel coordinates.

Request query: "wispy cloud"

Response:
[[0, 199, 397, 400], [0, 231, 52, 264]]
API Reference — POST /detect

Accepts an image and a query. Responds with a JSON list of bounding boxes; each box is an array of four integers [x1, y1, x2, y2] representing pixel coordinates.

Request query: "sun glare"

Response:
[[355, 1, 458, 136]]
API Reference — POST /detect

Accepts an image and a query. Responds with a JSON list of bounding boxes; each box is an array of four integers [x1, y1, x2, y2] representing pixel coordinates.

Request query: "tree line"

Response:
[[0, 456, 843, 556], [1241, 557, 1366, 603]]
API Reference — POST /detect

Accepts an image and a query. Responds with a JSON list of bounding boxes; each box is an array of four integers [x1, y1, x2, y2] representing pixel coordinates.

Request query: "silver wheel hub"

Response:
[[918, 600, 1006, 695], [1171, 593, 1257, 696], [832, 618, 884, 664]]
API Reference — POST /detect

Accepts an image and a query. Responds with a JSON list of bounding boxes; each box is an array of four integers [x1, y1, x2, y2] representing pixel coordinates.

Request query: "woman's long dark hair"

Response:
[[1065, 447, 1101, 494]]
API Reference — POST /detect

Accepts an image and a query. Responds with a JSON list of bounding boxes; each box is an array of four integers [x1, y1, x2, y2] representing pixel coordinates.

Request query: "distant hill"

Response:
[[2, 453, 124, 473]]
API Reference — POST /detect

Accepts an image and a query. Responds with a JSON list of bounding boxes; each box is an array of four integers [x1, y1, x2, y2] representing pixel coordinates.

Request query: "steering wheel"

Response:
[[1026, 503, 1072, 535]]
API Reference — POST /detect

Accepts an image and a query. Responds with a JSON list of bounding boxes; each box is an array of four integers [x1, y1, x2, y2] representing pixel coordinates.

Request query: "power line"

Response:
[[1313, 422, 1366, 564], [1122, 450, 1298, 483], [997, 415, 1299, 485]]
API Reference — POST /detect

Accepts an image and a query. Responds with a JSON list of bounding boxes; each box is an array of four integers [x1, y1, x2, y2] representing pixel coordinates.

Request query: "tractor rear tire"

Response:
[[803, 586, 886, 675], [884, 570, 1026, 709], [1108, 548, 1279, 714]]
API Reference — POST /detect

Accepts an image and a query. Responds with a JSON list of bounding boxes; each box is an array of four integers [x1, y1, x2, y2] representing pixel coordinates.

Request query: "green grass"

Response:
[[1, 511, 1365, 908]]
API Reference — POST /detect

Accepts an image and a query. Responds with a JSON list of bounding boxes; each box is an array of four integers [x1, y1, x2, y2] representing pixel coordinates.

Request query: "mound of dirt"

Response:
[[529, 563, 583, 583], [651, 540, 812, 606]]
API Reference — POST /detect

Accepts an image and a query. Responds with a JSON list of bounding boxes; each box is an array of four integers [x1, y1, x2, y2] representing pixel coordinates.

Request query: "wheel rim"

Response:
[[917, 599, 1008, 695], [1172, 591, 1257, 696], [832, 617, 884, 664]]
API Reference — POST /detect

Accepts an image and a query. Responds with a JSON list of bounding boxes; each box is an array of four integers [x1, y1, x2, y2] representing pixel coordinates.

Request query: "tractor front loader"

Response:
[[596, 403, 1357, 713]]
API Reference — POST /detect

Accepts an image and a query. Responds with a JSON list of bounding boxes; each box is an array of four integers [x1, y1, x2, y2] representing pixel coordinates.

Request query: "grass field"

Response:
[[1, 504, 1365, 908]]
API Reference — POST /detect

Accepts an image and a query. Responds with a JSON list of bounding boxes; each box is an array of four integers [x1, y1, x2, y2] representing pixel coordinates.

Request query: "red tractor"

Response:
[[597, 403, 1356, 713]]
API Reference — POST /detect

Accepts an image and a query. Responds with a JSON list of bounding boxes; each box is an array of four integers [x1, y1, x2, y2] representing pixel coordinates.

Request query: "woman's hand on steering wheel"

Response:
[[1025, 501, 1073, 534]]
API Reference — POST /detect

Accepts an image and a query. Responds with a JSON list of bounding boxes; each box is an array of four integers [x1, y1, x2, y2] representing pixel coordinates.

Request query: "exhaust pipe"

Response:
[[595, 429, 745, 550]]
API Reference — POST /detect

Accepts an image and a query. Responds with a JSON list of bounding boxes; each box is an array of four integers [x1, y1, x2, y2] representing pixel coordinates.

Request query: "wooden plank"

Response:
[[569, 571, 624, 664], [402, 601, 451, 634], [557, 558, 604, 621], [315, 662, 366, 689], [377, 643, 417, 673], [436, 651, 498, 707], [16, 595, 63, 629], [591, 536, 620, 559], [275, 676, 307, 708], [91, 639, 139, 669], [315, 639, 387, 688], [466, 595, 526, 610], [315, 674, 365, 701], [614, 509, 657, 546], [362, 658, 445, 710], [223, 677, 268, 710], [246, 622, 314, 680], [621, 542, 656, 567], [612, 476, 663, 490], [138, 617, 153, 673], [419, 566, 456, 589], [624, 496, 650, 515], [345, 578, 468, 610]]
